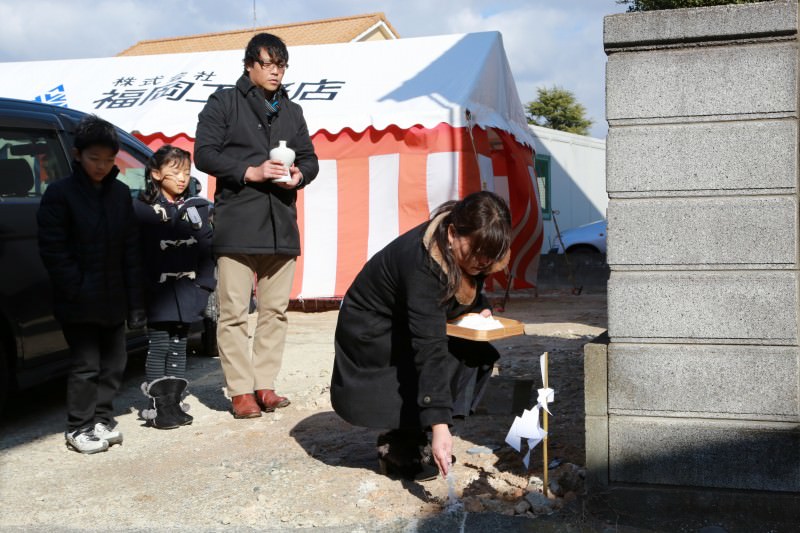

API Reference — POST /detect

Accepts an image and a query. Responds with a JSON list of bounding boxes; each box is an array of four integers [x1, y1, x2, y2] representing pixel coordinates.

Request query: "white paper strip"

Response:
[[504, 406, 547, 467], [505, 352, 554, 468], [537, 387, 554, 415]]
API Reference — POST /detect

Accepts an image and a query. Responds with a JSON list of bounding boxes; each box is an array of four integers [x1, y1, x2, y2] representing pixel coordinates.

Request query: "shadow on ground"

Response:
[[291, 412, 458, 504]]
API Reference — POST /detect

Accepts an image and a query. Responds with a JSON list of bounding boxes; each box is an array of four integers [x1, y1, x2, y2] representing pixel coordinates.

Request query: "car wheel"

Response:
[[199, 289, 219, 357], [566, 244, 600, 255], [201, 318, 218, 357], [0, 343, 10, 417]]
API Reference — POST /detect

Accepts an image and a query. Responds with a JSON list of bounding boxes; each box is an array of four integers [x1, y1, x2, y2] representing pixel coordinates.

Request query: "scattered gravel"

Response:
[[0, 291, 624, 531]]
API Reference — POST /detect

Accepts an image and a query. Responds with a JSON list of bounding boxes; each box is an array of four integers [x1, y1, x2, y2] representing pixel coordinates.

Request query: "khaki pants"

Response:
[[216, 254, 296, 397]]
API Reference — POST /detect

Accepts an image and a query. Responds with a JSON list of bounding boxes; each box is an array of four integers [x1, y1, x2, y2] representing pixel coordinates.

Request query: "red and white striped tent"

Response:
[[0, 32, 542, 299]]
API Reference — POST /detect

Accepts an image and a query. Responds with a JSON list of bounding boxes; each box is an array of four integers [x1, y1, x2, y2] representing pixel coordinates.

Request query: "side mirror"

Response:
[[190, 176, 202, 196], [10, 143, 49, 156]]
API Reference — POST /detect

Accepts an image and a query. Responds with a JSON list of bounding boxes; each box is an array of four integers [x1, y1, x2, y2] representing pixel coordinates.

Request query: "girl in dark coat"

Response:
[[133, 146, 214, 429], [331, 191, 512, 480]]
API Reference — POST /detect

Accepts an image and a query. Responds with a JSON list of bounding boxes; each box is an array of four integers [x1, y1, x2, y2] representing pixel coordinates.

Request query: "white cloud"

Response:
[[0, 0, 247, 61], [379, 1, 620, 136]]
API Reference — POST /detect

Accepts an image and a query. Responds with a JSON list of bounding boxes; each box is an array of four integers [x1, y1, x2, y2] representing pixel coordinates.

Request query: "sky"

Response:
[[0, 0, 626, 138]]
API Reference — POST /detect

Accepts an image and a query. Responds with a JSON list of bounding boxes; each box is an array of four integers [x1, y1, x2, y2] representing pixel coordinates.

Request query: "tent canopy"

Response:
[[0, 31, 534, 147], [0, 32, 542, 298]]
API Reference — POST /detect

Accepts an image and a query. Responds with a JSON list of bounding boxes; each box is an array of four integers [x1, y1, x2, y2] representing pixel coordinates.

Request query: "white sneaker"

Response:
[[65, 429, 109, 454], [93, 422, 123, 446]]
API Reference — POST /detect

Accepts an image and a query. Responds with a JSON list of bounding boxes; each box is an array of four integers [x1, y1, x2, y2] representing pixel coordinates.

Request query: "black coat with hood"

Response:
[[37, 164, 144, 326], [194, 75, 319, 256], [133, 193, 215, 324], [330, 216, 498, 432]]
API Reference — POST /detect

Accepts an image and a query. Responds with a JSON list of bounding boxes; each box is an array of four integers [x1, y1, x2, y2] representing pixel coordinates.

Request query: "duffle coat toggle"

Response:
[[160, 236, 198, 250]]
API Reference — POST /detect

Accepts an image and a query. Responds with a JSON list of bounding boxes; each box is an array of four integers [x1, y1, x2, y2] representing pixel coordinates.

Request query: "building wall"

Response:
[[529, 125, 607, 251], [589, 0, 800, 513]]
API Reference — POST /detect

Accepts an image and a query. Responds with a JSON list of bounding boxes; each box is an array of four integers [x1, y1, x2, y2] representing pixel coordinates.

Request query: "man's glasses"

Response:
[[255, 59, 288, 71]]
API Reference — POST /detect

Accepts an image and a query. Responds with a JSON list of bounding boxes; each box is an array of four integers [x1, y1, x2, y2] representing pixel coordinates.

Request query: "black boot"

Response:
[[141, 377, 191, 429], [376, 430, 456, 481], [376, 429, 431, 480], [177, 397, 193, 426]]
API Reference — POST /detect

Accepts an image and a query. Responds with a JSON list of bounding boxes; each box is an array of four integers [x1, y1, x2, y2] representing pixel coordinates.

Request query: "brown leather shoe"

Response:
[[231, 393, 262, 419], [255, 389, 290, 412]]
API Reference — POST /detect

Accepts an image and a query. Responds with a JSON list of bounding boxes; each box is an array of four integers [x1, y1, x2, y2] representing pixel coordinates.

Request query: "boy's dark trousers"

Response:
[[61, 322, 127, 433]]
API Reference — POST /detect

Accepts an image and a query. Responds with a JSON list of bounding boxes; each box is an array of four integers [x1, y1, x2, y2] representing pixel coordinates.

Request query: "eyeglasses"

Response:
[[255, 59, 288, 71]]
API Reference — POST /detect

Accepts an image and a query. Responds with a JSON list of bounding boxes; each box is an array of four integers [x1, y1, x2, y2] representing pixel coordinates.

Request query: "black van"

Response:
[[0, 97, 214, 414]]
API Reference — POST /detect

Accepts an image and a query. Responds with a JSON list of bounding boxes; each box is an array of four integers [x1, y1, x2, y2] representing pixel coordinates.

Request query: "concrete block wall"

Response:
[[593, 0, 800, 503]]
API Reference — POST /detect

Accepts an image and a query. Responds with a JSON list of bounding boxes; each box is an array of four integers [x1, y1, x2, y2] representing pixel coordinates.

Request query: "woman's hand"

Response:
[[431, 423, 453, 478], [479, 308, 492, 318]]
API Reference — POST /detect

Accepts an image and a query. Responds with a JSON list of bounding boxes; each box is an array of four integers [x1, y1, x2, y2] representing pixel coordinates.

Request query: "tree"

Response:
[[526, 86, 593, 136], [617, 0, 769, 11]]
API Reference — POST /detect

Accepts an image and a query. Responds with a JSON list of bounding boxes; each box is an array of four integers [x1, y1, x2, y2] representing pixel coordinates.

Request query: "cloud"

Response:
[[380, 1, 620, 136], [0, 0, 246, 61]]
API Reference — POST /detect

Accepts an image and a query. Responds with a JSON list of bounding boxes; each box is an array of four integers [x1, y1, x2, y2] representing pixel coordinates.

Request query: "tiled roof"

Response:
[[118, 12, 400, 56]]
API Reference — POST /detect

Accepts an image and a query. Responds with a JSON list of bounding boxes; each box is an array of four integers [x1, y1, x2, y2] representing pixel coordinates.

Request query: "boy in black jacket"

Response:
[[38, 115, 145, 454]]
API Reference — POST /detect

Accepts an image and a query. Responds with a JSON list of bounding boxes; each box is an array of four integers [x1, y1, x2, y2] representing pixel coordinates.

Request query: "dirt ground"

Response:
[[0, 289, 620, 531]]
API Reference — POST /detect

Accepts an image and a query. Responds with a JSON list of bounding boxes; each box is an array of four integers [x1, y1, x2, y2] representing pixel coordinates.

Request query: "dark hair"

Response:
[[243, 33, 289, 75], [429, 191, 512, 302], [139, 145, 192, 204], [73, 114, 119, 154]]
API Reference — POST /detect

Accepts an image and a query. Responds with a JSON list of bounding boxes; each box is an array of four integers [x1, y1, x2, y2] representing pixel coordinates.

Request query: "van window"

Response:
[[115, 146, 146, 198], [0, 127, 71, 196]]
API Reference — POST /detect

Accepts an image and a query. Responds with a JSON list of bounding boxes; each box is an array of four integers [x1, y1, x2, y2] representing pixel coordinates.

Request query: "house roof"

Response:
[[117, 12, 400, 56]]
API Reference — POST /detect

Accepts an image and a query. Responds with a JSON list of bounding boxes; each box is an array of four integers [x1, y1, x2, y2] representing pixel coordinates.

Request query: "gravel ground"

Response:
[[3, 289, 776, 532]]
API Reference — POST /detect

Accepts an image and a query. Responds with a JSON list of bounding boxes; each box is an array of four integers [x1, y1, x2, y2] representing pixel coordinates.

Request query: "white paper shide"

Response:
[[505, 353, 555, 468]]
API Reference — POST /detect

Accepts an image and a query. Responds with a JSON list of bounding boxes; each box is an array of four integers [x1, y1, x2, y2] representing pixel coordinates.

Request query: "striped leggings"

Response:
[[145, 322, 189, 383]]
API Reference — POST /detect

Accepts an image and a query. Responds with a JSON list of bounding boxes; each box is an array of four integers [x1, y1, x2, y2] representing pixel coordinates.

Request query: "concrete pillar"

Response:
[[595, 0, 800, 514]]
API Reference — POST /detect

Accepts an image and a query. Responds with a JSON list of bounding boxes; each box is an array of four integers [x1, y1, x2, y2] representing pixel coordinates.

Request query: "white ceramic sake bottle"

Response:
[[270, 140, 295, 183]]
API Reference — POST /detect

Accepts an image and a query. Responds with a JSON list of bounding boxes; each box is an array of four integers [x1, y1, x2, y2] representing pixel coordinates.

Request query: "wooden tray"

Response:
[[447, 314, 525, 341]]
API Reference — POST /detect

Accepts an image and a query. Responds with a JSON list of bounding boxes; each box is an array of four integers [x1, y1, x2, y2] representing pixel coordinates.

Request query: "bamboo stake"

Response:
[[542, 351, 549, 497]]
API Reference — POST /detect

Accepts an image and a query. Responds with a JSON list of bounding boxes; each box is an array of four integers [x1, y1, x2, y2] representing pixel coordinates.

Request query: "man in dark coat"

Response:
[[194, 32, 319, 418], [38, 114, 145, 454]]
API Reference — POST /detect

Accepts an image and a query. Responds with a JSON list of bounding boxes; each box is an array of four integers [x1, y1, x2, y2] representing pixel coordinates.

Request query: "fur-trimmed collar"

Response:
[[423, 212, 477, 305]]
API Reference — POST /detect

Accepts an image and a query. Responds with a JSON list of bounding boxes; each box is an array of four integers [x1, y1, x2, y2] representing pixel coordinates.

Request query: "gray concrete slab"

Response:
[[604, 0, 797, 49], [608, 270, 797, 343], [608, 343, 799, 419], [608, 416, 800, 491], [606, 42, 796, 120], [584, 332, 609, 417], [606, 120, 797, 194], [607, 196, 797, 267]]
